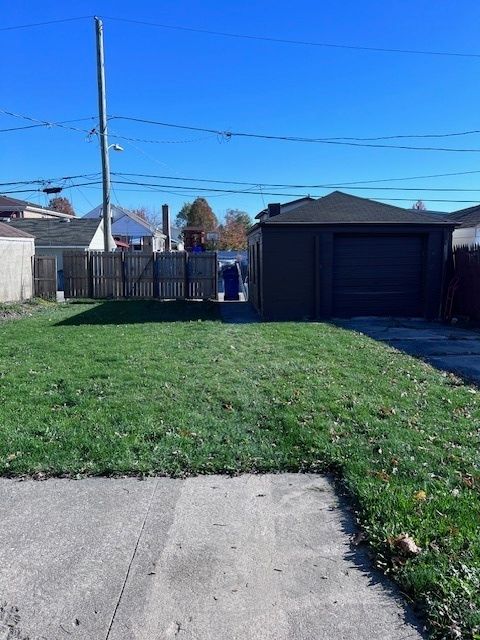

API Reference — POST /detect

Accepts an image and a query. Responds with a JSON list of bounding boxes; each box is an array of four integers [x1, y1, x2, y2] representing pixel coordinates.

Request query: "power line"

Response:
[[0, 110, 97, 136], [82, 183, 480, 204], [110, 116, 480, 152], [1, 109, 213, 145], [0, 16, 91, 32], [2, 14, 478, 60], [5, 108, 480, 152], [1, 181, 103, 195], [110, 178, 480, 195], [0, 173, 101, 187], [112, 170, 480, 191], [3, 180, 479, 204], [103, 16, 480, 60], [5, 169, 480, 194], [0, 116, 98, 133], [324, 169, 480, 185]]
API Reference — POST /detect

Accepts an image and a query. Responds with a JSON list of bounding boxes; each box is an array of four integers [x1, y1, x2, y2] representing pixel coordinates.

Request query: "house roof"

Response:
[[0, 221, 34, 239], [0, 195, 29, 209], [83, 204, 157, 233], [0, 195, 73, 218], [7, 218, 102, 247], [447, 204, 480, 228], [256, 191, 457, 226]]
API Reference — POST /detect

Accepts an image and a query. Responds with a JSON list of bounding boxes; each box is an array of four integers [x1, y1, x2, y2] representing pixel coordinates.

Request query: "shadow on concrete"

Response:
[[331, 475, 427, 638], [333, 317, 480, 386], [218, 301, 260, 324]]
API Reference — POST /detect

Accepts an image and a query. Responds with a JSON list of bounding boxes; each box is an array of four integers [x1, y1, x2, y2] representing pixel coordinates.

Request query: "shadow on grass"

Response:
[[56, 300, 221, 325], [331, 476, 427, 638]]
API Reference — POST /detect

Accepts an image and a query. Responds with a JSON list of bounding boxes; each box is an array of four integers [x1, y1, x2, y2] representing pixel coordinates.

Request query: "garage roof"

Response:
[[8, 218, 102, 247], [260, 191, 457, 225]]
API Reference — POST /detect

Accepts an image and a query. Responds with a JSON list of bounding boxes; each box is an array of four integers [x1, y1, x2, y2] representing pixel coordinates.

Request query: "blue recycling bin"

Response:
[[223, 265, 240, 301]]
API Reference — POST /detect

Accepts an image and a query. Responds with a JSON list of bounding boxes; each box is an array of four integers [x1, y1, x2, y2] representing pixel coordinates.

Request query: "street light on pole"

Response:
[[94, 16, 117, 252]]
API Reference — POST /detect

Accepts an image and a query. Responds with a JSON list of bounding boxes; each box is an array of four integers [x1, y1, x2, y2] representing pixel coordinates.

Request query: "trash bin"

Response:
[[222, 264, 240, 301]]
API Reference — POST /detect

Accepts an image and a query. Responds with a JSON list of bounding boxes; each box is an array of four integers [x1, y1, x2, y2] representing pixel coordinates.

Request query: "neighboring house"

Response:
[[170, 226, 183, 250], [248, 191, 457, 321], [83, 204, 165, 252], [8, 218, 113, 289], [0, 222, 35, 302], [447, 205, 480, 247], [0, 195, 74, 220]]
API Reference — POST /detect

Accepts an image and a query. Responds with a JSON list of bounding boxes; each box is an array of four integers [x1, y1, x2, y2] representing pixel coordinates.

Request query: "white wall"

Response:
[[452, 226, 480, 247], [89, 220, 108, 250], [154, 234, 166, 252], [0, 237, 35, 302]]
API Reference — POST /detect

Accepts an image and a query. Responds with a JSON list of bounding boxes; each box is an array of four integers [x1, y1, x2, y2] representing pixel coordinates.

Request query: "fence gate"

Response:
[[187, 252, 218, 300], [124, 253, 156, 298], [33, 255, 57, 300]]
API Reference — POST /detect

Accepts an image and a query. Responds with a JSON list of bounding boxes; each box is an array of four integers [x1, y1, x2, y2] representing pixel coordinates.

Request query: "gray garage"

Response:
[[248, 191, 456, 321]]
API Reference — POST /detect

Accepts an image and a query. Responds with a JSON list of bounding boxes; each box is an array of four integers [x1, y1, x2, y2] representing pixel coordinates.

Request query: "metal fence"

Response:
[[63, 251, 218, 300]]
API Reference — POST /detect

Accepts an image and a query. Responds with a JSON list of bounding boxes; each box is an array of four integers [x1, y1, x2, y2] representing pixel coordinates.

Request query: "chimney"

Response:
[[162, 204, 171, 251], [267, 203, 281, 218]]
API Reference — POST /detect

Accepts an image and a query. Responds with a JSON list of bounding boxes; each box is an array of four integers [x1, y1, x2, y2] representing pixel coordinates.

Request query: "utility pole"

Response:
[[95, 16, 114, 252], [162, 204, 171, 251]]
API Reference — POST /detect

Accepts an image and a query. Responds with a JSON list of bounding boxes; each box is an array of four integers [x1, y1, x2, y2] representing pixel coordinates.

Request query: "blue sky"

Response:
[[3, 0, 480, 219]]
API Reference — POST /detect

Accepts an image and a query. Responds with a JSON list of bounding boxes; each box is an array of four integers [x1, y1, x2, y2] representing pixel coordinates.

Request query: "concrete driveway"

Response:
[[0, 475, 423, 640], [335, 318, 480, 385]]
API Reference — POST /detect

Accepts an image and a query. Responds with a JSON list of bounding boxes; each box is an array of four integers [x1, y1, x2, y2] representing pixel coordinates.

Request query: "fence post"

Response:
[[121, 252, 126, 298], [153, 253, 159, 298], [184, 252, 189, 299], [87, 252, 93, 298]]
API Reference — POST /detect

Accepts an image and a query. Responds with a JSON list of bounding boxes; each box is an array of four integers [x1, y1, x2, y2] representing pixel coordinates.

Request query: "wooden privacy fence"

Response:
[[63, 251, 218, 300], [451, 245, 480, 321], [33, 255, 57, 300]]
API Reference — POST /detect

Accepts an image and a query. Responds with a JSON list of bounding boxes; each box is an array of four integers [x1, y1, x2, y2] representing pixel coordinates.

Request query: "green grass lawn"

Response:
[[1, 300, 479, 638]]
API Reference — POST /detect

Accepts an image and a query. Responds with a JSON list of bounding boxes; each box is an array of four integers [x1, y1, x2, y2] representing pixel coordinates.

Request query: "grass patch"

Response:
[[0, 297, 58, 322], [0, 300, 479, 637]]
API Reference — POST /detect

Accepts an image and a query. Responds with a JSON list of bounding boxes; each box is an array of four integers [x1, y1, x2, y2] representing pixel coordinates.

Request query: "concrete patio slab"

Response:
[[219, 301, 259, 324], [385, 339, 480, 357], [0, 475, 423, 640], [335, 318, 480, 385], [428, 355, 480, 382], [0, 477, 162, 640]]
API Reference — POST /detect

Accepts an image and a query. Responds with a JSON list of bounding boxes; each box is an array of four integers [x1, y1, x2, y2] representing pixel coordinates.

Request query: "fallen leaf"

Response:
[[413, 490, 427, 502], [390, 534, 422, 556]]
